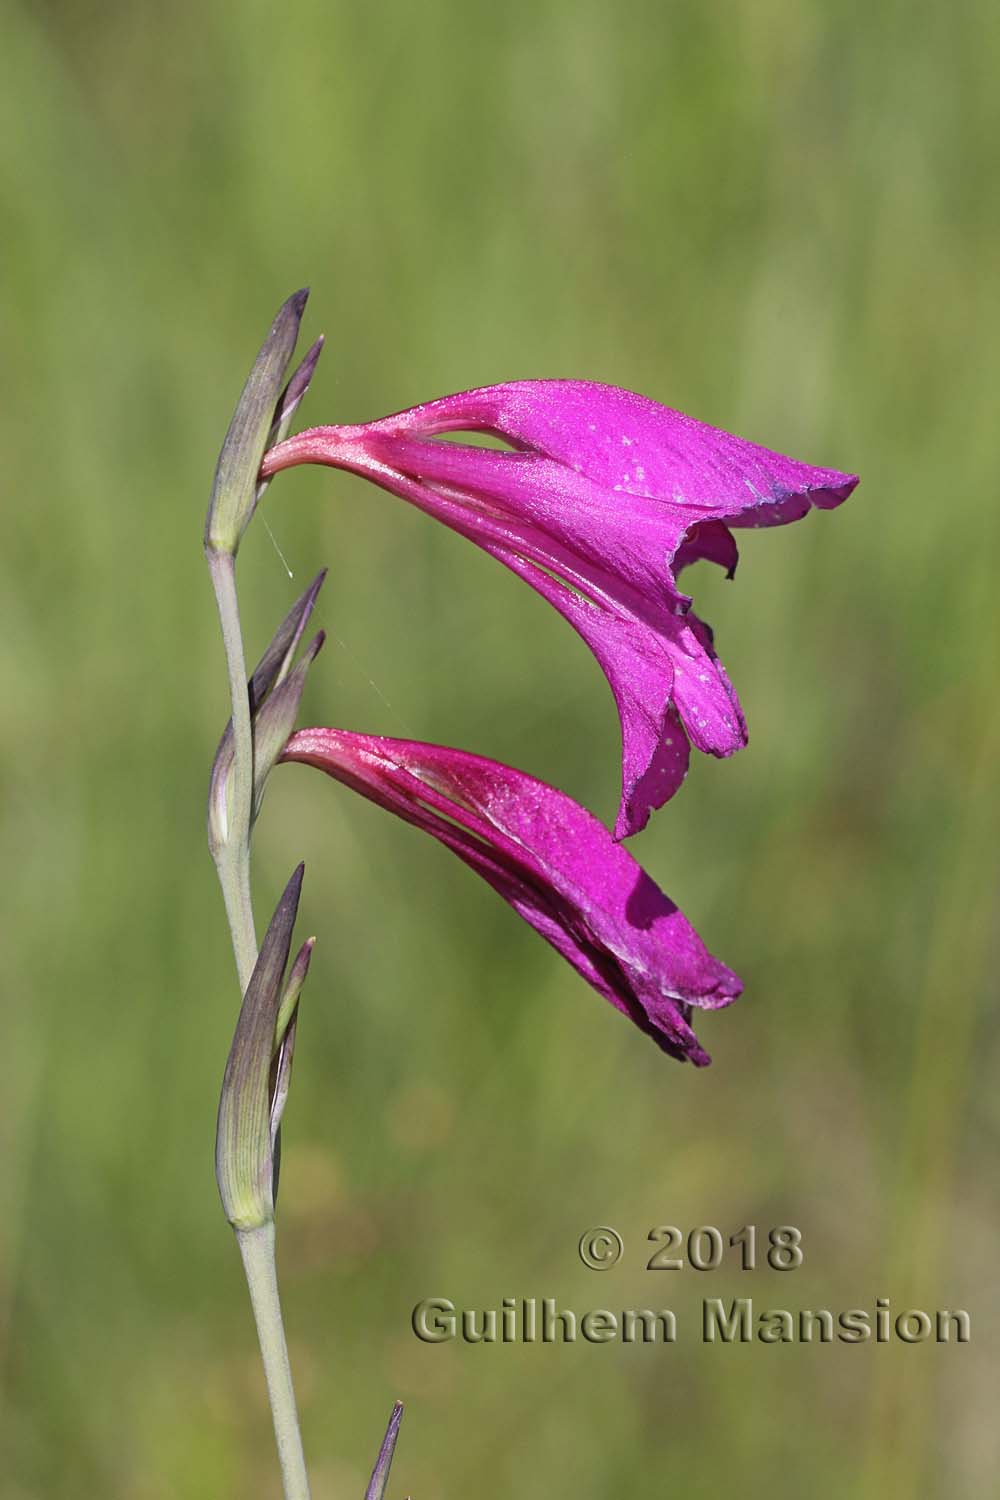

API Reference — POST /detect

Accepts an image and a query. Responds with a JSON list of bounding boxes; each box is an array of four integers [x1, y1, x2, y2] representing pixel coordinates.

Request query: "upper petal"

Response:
[[358, 432, 693, 609], [373, 380, 858, 528]]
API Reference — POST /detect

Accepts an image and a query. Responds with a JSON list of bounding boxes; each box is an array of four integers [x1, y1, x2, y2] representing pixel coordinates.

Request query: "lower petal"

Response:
[[491, 546, 692, 840], [669, 616, 747, 758], [673, 519, 739, 579]]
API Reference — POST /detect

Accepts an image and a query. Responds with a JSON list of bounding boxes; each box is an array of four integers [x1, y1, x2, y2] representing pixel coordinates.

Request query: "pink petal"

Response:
[[263, 381, 856, 837], [282, 728, 742, 1065], [376, 380, 858, 527]]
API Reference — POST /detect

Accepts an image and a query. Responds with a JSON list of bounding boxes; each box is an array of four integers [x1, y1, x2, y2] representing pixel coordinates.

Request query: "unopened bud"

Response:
[[216, 866, 308, 1230], [269, 934, 315, 1166], [250, 632, 325, 823], [208, 573, 326, 855], [205, 290, 318, 557]]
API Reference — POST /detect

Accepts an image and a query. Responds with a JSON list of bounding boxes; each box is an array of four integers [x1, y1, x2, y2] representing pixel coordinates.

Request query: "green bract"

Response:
[[215, 866, 312, 1230], [204, 288, 321, 556], [207, 571, 326, 858]]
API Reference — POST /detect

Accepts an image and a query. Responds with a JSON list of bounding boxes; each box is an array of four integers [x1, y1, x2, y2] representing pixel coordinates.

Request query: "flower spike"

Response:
[[262, 380, 857, 838], [282, 729, 742, 1065]]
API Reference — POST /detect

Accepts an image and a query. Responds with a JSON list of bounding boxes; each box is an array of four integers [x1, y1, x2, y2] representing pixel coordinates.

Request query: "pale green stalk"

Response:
[[207, 547, 257, 994], [208, 544, 312, 1500], [238, 1225, 311, 1500]]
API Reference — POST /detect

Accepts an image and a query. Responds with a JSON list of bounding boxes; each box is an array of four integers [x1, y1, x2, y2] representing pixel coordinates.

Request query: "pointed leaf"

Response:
[[365, 1403, 403, 1500]]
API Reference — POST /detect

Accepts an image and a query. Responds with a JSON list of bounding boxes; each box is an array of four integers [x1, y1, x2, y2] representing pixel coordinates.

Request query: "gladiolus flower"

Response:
[[262, 381, 857, 839], [281, 728, 742, 1066]]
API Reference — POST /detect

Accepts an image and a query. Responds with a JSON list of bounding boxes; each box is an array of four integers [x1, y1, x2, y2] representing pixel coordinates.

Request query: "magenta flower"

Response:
[[281, 727, 742, 1065], [262, 381, 858, 840]]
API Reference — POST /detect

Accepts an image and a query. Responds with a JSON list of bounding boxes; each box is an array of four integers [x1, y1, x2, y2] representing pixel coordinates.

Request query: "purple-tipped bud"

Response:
[[365, 1403, 403, 1500], [249, 631, 326, 823], [274, 935, 315, 1054], [208, 573, 326, 856], [205, 290, 315, 557], [274, 338, 325, 442], [216, 866, 307, 1230], [248, 569, 327, 709], [254, 336, 326, 511], [267, 934, 315, 1212]]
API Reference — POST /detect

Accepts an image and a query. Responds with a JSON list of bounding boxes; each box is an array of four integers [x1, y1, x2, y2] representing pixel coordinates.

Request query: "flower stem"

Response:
[[207, 544, 311, 1497], [237, 1224, 312, 1500], [207, 546, 258, 993]]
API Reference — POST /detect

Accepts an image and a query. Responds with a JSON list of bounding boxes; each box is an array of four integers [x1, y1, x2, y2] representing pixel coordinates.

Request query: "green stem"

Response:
[[207, 546, 258, 993], [237, 1224, 312, 1500], [207, 544, 311, 1497]]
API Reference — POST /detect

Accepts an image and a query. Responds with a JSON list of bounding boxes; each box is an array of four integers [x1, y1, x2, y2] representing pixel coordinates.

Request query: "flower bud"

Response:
[[250, 632, 325, 824], [208, 572, 326, 856], [274, 936, 315, 1060], [266, 934, 315, 1213], [204, 290, 317, 557], [216, 866, 308, 1230]]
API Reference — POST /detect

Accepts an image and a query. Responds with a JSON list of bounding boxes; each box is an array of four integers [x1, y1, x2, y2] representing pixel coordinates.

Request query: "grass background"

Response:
[[2, 0, 997, 1495]]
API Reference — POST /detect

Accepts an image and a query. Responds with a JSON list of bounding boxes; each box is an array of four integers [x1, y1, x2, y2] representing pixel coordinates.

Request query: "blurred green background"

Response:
[[2, 0, 997, 1496]]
